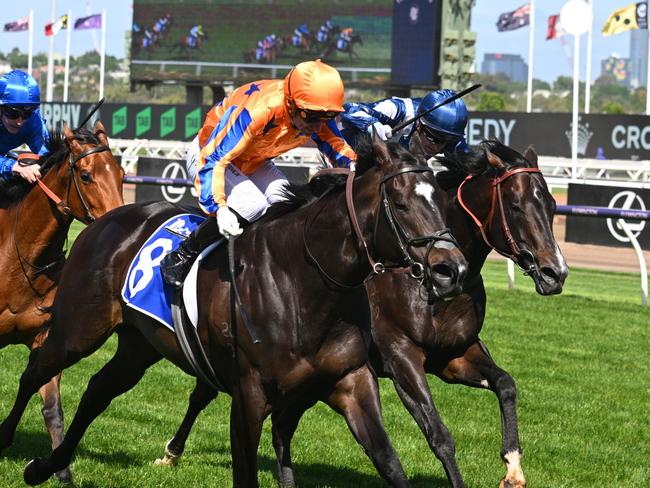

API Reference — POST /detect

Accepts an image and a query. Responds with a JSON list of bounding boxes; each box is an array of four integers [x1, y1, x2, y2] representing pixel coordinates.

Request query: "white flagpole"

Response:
[[99, 9, 106, 100], [526, 0, 535, 113], [46, 0, 57, 101], [63, 11, 72, 102], [646, 29, 650, 115], [584, 0, 593, 114], [572, 33, 581, 180], [27, 10, 34, 76]]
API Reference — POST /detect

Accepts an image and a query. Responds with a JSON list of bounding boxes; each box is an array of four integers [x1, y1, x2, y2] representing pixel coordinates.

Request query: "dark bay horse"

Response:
[[154, 141, 568, 487], [321, 33, 363, 61], [1, 138, 468, 486], [0, 122, 124, 481]]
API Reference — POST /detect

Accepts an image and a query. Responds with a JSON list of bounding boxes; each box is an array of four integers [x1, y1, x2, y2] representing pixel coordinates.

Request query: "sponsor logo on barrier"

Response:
[[41, 104, 82, 130], [113, 106, 127, 135], [564, 117, 593, 155], [136, 107, 152, 137], [161, 162, 188, 203], [160, 107, 176, 138], [611, 124, 650, 150], [185, 108, 202, 139], [466, 118, 516, 145], [607, 190, 646, 242]]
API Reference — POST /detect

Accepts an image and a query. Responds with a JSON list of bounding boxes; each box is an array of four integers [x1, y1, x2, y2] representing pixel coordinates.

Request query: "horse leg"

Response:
[[271, 398, 317, 488], [230, 375, 267, 488], [36, 373, 71, 483], [439, 341, 525, 488], [389, 356, 465, 487], [154, 379, 218, 466], [326, 366, 410, 487], [23, 327, 161, 486]]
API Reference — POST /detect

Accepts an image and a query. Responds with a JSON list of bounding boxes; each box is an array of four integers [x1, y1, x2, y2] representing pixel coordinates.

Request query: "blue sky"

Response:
[[0, 0, 635, 82]]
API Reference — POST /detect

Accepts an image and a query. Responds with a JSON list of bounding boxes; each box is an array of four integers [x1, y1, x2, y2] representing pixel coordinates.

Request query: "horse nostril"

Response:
[[541, 266, 560, 284]]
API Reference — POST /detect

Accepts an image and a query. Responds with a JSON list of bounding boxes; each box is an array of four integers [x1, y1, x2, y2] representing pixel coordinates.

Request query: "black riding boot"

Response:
[[160, 216, 221, 288]]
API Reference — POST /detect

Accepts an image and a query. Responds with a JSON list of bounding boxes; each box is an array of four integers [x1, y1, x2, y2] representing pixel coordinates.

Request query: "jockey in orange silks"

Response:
[[161, 59, 357, 288]]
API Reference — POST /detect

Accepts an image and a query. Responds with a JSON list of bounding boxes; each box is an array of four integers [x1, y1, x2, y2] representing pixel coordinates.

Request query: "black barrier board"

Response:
[[40, 102, 208, 141], [566, 183, 650, 249], [37, 103, 650, 160], [135, 158, 311, 206]]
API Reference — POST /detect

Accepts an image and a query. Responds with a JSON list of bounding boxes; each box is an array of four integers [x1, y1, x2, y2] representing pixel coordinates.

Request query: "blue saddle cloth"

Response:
[[121, 213, 206, 330]]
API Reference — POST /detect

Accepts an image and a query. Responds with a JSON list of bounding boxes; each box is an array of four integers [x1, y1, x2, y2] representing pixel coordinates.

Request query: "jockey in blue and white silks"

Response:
[[316, 20, 335, 43], [0, 70, 49, 184], [340, 89, 470, 162], [292, 23, 309, 47]]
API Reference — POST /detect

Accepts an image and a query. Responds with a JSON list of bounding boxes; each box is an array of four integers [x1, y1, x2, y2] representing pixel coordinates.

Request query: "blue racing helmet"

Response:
[[0, 70, 40, 107], [417, 89, 467, 140]]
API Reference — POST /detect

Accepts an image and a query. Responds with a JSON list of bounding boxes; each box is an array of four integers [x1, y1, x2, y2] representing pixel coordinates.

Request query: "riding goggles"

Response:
[[418, 122, 459, 146], [296, 108, 340, 123], [2, 106, 36, 120]]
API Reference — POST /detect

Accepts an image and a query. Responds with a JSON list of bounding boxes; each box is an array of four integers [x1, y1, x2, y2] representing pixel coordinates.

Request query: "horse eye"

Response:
[[510, 202, 522, 212], [80, 172, 92, 184]]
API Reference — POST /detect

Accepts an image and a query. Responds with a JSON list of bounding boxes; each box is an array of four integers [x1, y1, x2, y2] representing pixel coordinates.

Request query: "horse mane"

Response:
[[0, 128, 101, 206], [435, 139, 528, 191]]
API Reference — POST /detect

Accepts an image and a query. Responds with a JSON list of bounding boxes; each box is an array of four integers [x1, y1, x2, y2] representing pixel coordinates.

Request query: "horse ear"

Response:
[[63, 123, 75, 142], [486, 150, 505, 170], [371, 130, 393, 170], [94, 120, 109, 145], [523, 145, 539, 168]]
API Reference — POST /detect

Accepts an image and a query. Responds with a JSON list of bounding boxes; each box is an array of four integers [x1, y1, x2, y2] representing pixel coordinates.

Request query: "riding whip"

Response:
[[392, 83, 482, 133], [76, 98, 105, 130]]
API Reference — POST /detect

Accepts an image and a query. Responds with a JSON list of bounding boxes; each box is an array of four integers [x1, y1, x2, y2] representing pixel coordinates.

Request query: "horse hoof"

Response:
[[55, 466, 73, 484], [24, 458, 54, 486], [154, 454, 178, 467], [500, 478, 525, 488]]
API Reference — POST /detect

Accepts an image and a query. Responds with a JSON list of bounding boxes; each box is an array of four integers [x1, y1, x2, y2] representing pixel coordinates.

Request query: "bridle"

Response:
[[13, 137, 110, 301], [457, 165, 543, 274], [304, 166, 458, 290], [36, 142, 110, 225]]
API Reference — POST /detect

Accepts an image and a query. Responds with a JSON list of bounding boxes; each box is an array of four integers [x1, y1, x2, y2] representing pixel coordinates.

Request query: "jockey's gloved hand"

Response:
[[13, 153, 42, 183], [348, 161, 356, 172], [368, 122, 392, 141], [216, 206, 243, 239]]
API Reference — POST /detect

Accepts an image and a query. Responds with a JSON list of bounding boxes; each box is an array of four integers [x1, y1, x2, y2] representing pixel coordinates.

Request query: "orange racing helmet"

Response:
[[284, 59, 345, 114]]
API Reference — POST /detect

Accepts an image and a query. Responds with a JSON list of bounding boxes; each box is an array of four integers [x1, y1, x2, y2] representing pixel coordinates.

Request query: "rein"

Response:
[[457, 166, 542, 266], [36, 144, 110, 224], [304, 166, 455, 289]]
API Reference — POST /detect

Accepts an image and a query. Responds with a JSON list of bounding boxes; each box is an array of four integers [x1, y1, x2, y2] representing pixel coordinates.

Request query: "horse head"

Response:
[[39, 121, 124, 224], [452, 140, 568, 295], [355, 134, 468, 299]]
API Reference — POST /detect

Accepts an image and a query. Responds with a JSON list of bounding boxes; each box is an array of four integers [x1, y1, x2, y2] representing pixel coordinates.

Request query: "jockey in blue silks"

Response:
[[340, 89, 470, 162], [0, 70, 49, 184]]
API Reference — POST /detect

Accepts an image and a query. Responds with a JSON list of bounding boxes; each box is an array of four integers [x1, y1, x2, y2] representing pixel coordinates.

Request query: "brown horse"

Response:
[[0, 122, 124, 482], [1, 138, 468, 486], [154, 140, 568, 487]]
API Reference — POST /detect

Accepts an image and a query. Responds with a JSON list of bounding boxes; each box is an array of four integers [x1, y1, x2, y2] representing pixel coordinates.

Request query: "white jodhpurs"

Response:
[[186, 136, 289, 222]]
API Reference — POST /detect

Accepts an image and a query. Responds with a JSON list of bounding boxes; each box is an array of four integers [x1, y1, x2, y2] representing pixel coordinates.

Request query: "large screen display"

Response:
[[130, 0, 393, 85]]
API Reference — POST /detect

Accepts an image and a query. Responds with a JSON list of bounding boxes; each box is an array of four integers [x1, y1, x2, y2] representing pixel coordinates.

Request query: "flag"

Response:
[[3, 16, 29, 33], [496, 4, 530, 32], [74, 14, 102, 30], [44, 14, 68, 37], [602, 2, 648, 36], [546, 14, 567, 40]]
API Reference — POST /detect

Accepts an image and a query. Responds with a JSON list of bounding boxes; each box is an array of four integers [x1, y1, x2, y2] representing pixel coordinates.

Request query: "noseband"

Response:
[[305, 166, 456, 289], [457, 166, 542, 272], [37, 142, 110, 224]]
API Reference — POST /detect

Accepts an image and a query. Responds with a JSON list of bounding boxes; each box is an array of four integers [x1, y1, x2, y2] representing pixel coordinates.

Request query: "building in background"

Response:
[[480, 53, 527, 83], [629, 29, 648, 88], [601, 54, 631, 87]]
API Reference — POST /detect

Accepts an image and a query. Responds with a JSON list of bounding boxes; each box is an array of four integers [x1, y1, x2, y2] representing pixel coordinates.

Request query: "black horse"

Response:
[[321, 32, 363, 62], [154, 140, 568, 487], [0, 137, 468, 486]]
